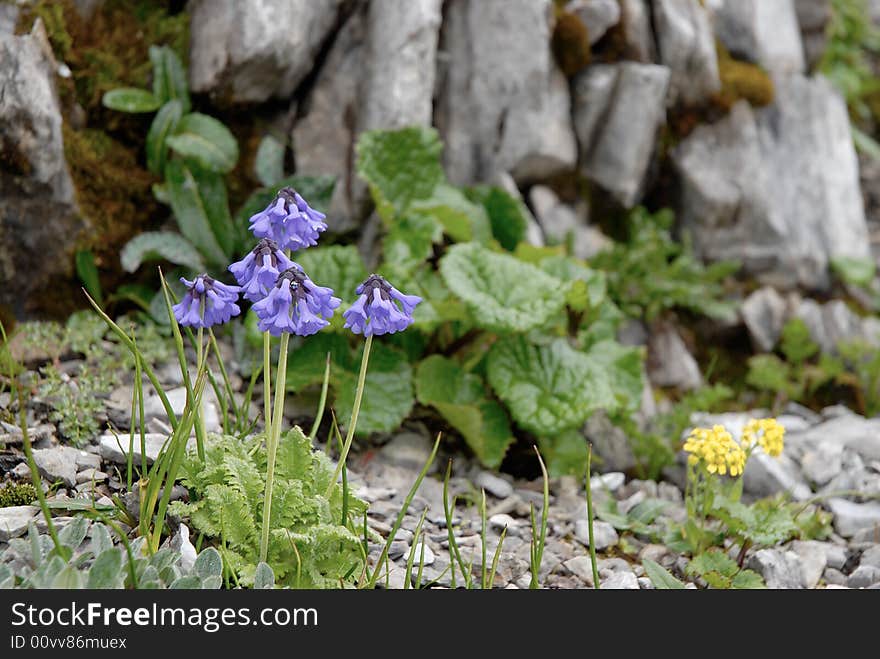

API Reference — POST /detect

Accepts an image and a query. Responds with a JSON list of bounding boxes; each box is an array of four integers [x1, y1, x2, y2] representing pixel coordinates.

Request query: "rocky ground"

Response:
[[2, 340, 879, 589]]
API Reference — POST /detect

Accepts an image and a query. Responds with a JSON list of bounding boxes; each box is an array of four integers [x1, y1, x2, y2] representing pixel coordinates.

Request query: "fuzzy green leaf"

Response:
[[102, 87, 161, 113], [165, 160, 229, 266], [537, 429, 589, 477], [416, 355, 515, 468], [253, 562, 275, 589], [583, 340, 644, 412], [488, 336, 617, 436], [467, 185, 529, 251], [146, 100, 183, 175], [539, 256, 606, 312], [356, 126, 445, 222], [731, 569, 766, 589], [194, 547, 223, 580], [382, 214, 443, 280], [440, 243, 568, 333], [87, 548, 124, 589], [254, 135, 286, 187], [149, 45, 190, 113], [120, 231, 205, 273], [167, 113, 239, 174], [411, 184, 492, 244], [295, 245, 367, 306], [643, 558, 686, 589]]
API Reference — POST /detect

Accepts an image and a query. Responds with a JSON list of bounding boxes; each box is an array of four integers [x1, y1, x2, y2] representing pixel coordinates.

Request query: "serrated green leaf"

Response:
[[731, 569, 766, 589], [356, 126, 445, 222], [383, 214, 443, 280], [686, 549, 739, 589], [147, 100, 183, 175], [411, 184, 492, 244], [539, 256, 606, 311], [295, 245, 367, 306], [440, 243, 567, 333], [194, 547, 223, 580], [150, 45, 190, 113], [102, 87, 160, 113], [583, 340, 644, 412], [255, 135, 286, 187], [416, 355, 515, 468], [165, 160, 229, 266], [121, 231, 205, 273], [87, 548, 124, 589], [643, 558, 686, 589], [167, 113, 238, 174], [467, 185, 529, 251], [75, 249, 103, 307], [487, 336, 616, 436]]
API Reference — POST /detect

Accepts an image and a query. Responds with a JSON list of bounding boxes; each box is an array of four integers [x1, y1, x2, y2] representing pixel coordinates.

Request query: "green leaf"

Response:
[[685, 550, 739, 588], [642, 558, 686, 589], [537, 429, 589, 477], [286, 334, 415, 434], [411, 184, 492, 244], [146, 100, 183, 175], [102, 87, 161, 113], [539, 256, 606, 311], [87, 548, 124, 589], [192, 167, 236, 257], [120, 231, 205, 273], [487, 336, 616, 436], [731, 569, 766, 589], [831, 256, 876, 287], [194, 547, 223, 580], [165, 160, 229, 266], [52, 565, 84, 589], [170, 575, 202, 589], [295, 245, 367, 306], [416, 355, 515, 468], [583, 340, 644, 412], [255, 135, 286, 187], [440, 243, 568, 333], [253, 562, 275, 589], [780, 318, 820, 364], [467, 185, 529, 251], [58, 516, 89, 550], [167, 113, 239, 174], [75, 249, 103, 307], [356, 126, 445, 222], [149, 45, 191, 113], [382, 214, 443, 280]]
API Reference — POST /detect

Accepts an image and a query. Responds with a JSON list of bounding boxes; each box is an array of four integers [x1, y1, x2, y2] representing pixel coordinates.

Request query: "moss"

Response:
[[0, 483, 38, 508], [552, 11, 592, 76], [713, 44, 775, 111]]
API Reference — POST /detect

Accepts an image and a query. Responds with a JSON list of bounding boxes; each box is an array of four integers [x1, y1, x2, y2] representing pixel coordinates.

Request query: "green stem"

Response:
[[326, 335, 372, 497], [585, 444, 600, 590], [263, 332, 272, 433], [259, 332, 290, 564], [309, 352, 332, 441], [194, 326, 206, 462]]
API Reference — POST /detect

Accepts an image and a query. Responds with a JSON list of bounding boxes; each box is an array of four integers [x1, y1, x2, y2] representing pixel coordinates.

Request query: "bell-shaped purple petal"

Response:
[[173, 275, 241, 329], [228, 239, 296, 302], [246, 188, 327, 252], [252, 266, 339, 337], [343, 274, 421, 336]]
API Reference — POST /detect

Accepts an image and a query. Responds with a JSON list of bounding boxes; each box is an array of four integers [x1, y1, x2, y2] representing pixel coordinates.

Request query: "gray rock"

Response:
[[564, 555, 598, 586], [566, 0, 620, 45], [713, 0, 805, 75], [748, 549, 805, 589], [584, 411, 637, 472], [75, 468, 107, 484], [99, 433, 194, 466], [0, 506, 39, 542], [801, 443, 844, 487], [820, 300, 864, 353], [741, 287, 787, 352], [492, 171, 545, 247], [619, 0, 656, 62], [789, 540, 828, 588], [438, 0, 577, 184], [574, 63, 670, 207], [388, 540, 410, 561], [591, 472, 626, 493], [529, 185, 608, 260], [789, 415, 880, 463], [411, 542, 436, 566], [793, 298, 831, 352], [475, 471, 514, 499], [32, 447, 79, 488], [574, 519, 619, 550], [847, 565, 880, 589], [742, 451, 812, 501], [188, 0, 345, 102], [75, 450, 101, 471], [823, 567, 848, 586], [652, 0, 720, 106], [598, 559, 640, 589], [0, 19, 83, 317], [647, 323, 702, 390], [795, 0, 832, 69], [142, 387, 220, 434], [673, 80, 869, 289], [824, 544, 848, 571], [379, 432, 436, 471], [292, 4, 366, 232], [0, 3, 18, 35], [827, 498, 880, 537], [860, 544, 880, 568]]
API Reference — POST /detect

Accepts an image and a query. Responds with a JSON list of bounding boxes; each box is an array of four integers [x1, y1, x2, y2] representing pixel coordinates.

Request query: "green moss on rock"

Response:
[[0, 483, 38, 508], [552, 10, 592, 76], [713, 44, 775, 111]]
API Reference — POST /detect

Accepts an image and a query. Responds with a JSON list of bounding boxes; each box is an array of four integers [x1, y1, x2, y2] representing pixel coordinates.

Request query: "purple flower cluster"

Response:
[[343, 274, 422, 336], [172, 275, 241, 328], [228, 238, 295, 302], [252, 266, 341, 337], [248, 187, 327, 252]]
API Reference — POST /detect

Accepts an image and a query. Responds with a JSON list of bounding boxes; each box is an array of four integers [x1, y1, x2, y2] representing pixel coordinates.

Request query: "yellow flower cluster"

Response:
[[742, 418, 785, 457], [683, 425, 747, 476]]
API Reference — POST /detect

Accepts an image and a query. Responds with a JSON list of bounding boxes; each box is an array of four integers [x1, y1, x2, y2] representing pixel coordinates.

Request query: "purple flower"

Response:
[[343, 274, 422, 336], [228, 238, 296, 302], [172, 275, 241, 328], [251, 265, 341, 337], [248, 187, 327, 252]]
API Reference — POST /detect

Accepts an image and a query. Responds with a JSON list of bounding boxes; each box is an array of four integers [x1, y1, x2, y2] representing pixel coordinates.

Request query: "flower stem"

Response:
[[326, 335, 372, 497], [263, 332, 272, 433], [194, 326, 207, 462], [259, 332, 290, 564]]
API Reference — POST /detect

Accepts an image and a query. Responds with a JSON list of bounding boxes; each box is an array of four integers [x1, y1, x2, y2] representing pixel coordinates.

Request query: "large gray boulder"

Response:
[[189, 0, 345, 103], [0, 20, 83, 317], [437, 0, 577, 185], [794, 0, 832, 70], [672, 76, 869, 290], [713, 0, 805, 75], [652, 0, 720, 106], [573, 63, 670, 207], [618, 0, 656, 63]]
